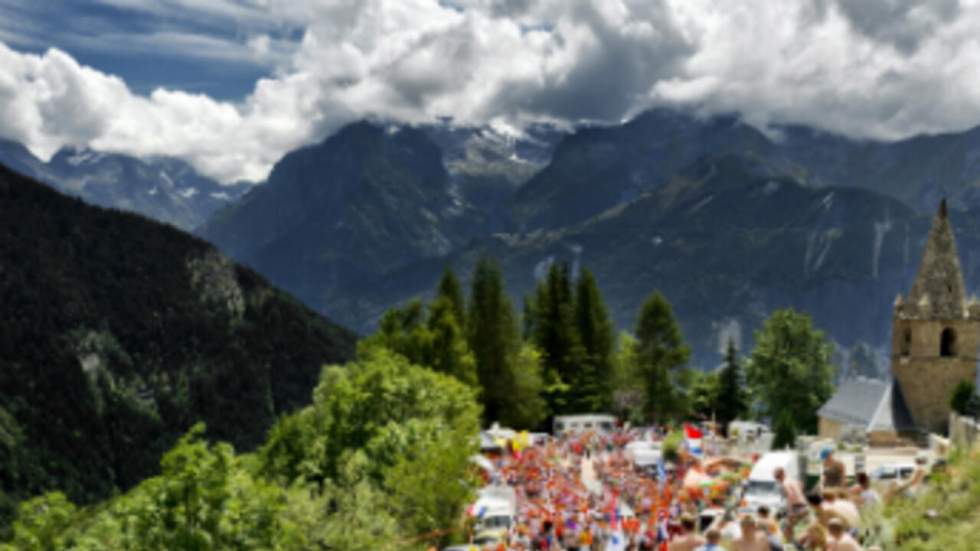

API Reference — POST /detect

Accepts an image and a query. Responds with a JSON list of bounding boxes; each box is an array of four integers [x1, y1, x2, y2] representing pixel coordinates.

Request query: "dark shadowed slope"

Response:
[[0, 163, 356, 523]]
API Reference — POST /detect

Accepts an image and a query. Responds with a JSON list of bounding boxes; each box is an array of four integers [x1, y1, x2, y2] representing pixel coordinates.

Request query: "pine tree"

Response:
[[435, 267, 466, 327], [427, 297, 478, 388], [573, 268, 615, 411], [521, 295, 535, 341], [467, 257, 522, 424], [634, 291, 691, 422], [531, 262, 585, 414], [716, 337, 748, 433]]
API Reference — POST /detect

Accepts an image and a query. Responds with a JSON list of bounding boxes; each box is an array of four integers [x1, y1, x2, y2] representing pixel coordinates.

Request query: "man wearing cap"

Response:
[[821, 449, 846, 489]]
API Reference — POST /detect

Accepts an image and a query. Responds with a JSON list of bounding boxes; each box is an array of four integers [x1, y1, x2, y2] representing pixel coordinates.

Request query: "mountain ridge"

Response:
[[0, 162, 356, 527]]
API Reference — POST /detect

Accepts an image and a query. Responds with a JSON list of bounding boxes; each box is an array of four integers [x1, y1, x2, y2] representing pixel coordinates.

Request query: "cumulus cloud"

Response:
[[2, 0, 980, 183]]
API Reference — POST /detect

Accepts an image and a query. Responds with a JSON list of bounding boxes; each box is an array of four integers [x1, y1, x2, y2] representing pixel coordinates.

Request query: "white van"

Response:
[[742, 451, 801, 516], [472, 485, 516, 534], [553, 414, 617, 437]]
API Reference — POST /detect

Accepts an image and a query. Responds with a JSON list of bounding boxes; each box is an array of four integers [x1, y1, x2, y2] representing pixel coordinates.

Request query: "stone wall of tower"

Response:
[[891, 316, 979, 433]]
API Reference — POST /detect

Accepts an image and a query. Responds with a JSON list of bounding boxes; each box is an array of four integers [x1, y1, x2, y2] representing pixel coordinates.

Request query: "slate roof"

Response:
[[818, 377, 917, 433]]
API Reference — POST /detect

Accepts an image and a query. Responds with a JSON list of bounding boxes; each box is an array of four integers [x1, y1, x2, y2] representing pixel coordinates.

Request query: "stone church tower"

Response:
[[892, 200, 980, 433]]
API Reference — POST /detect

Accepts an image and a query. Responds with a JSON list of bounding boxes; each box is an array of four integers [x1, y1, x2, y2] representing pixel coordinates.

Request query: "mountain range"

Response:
[[9, 108, 980, 369], [0, 139, 249, 230], [195, 110, 980, 368], [0, 163, 355, 528]]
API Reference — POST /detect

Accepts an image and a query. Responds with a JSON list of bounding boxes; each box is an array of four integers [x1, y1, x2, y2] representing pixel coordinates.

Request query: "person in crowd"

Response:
[[824, 490, 861, 530], [695, 528, 726, 551], [821, 449, 846, 489], [755, 506, 779, 537], [731, 515, 770, 551], [775, 467, 807, 522], [852, 473, 880, 510], [669, 514, 707, 551], [826, 518, 862, 551], [801, 523, 829, 551]]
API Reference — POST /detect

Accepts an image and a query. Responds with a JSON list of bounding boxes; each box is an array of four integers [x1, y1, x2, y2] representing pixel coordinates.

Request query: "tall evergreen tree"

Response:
[[573, 268, 615, 411], [634, 291, 691, 421], [716, 338, 748, 433], [435, 267, 466, 327], [531, 262, 585, 414], [427, 297, 478, 388], [467, 257, 523, 424], [521, 295, 535, 341]]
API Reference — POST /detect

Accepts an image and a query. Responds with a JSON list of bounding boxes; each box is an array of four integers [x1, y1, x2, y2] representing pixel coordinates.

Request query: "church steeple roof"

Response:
[[908, 199, 967, 319]]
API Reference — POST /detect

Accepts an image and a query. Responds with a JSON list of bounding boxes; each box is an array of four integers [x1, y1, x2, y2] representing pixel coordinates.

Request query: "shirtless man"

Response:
[[827, 518, 863, 551], [775, 467, 807, 521], [669, 515, 706, 551], [731, 515, 770, 551]]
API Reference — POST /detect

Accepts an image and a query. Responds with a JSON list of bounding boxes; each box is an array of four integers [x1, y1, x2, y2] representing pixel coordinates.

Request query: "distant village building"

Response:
[[819, 201, 979, 442]]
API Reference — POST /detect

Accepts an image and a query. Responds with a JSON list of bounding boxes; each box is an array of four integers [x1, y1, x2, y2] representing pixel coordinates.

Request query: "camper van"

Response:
[[552, 414, 617, 437], [741, 451, 802, 516]]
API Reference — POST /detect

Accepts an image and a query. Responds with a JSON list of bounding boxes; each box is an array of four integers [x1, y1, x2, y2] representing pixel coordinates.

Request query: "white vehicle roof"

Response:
[[554, 413, 616, 422], [749, 451, 799, 482]]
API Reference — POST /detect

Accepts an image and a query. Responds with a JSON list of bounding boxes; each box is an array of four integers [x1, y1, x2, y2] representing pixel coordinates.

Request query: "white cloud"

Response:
[[2, 0, 980, 184]]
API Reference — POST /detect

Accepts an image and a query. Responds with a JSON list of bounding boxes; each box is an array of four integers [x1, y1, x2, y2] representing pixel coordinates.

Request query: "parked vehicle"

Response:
[[552, 414, 617, 436], [741, 451, 802, 516]]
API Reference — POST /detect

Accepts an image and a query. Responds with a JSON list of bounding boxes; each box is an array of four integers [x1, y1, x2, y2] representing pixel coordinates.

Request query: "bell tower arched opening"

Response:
[[941, 327, 957, 357]]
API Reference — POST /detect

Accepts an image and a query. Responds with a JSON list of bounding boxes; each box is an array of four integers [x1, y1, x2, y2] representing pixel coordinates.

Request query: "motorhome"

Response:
[[552, 414, 617, 437]]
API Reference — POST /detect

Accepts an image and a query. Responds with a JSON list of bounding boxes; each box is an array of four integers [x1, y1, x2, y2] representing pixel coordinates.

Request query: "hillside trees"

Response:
[[0, 348, 485, 551]]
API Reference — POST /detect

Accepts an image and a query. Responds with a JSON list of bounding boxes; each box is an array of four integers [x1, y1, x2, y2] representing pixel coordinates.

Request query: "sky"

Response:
[[1, 0, 979, 184]]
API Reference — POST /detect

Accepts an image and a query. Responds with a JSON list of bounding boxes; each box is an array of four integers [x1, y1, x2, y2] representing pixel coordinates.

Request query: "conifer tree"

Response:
[[634, 291, 691, 421], [573, 268, 615, 411], [467, 257, 524, 424], [522, 295, 535, 341], [716, 337, 748, 433], [427, 297, 478, 388], [531, 262, 585, 413], [436, 267, 466, 327]]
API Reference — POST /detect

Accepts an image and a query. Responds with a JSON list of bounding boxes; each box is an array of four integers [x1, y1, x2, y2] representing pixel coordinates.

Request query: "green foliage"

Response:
[[0, 348, 485, 551], [772, 411, 797, 449], [573, 269, 615, 412], [661, 429, 684, 463], [1, 492, 76, 551], [688, 370, 721, 419], [467, 258, 524, 423], [716, 338, 749, 431], [529, 262, 587, 414], [610, 333, 645, 423], [500, 344, 548, 429], [634, 291, 691, 421], [362, 297, 478, 388], [950, 380, 977, 416], [0, 164, 356, 525], [873, 449, 980, 550], [436, 267, 466, 329], [747, 309, 836, 436]]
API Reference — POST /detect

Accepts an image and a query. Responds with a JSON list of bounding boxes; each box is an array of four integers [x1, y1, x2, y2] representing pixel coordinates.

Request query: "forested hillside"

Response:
[[0, 164, 356, 533]]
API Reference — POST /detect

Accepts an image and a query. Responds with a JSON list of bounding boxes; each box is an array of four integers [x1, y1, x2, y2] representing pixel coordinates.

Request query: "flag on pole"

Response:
[[684, 423, 703, 456]]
